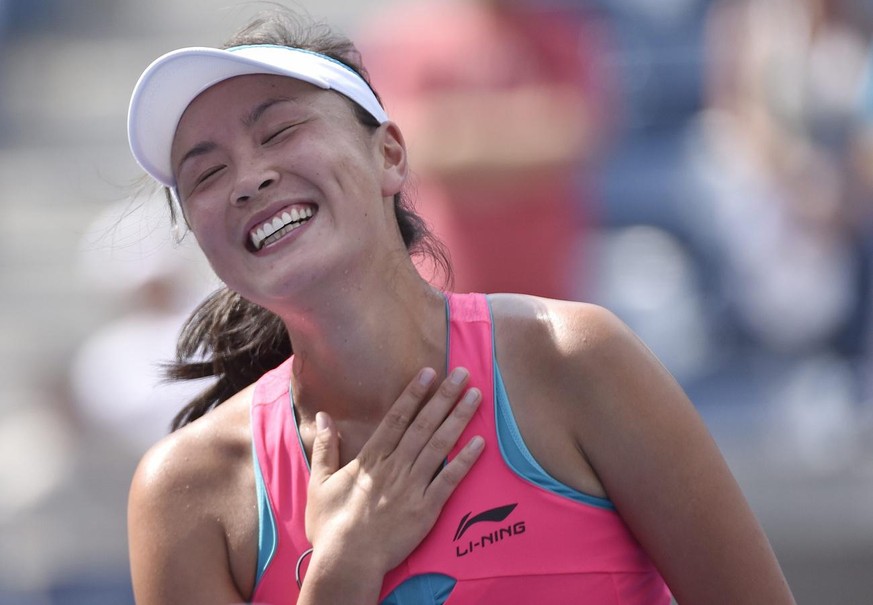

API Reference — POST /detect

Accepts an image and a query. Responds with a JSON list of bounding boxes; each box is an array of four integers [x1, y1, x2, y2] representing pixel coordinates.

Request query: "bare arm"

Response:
[[565, 305, 795, 604], [128, 436, 247, 605]]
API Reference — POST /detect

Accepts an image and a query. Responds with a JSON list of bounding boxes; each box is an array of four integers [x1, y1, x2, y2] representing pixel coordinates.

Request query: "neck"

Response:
[[274, 262, 448, 427]]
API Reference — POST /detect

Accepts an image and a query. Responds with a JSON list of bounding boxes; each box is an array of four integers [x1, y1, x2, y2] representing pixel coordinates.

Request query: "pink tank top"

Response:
[[251, 293, 670, 603]]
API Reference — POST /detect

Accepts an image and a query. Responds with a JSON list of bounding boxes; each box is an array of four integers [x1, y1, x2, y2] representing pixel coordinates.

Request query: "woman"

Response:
[[126, 10, 796, 605]]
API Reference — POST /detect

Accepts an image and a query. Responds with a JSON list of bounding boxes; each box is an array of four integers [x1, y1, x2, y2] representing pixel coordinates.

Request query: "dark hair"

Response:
[[165, 9, 450, 430]]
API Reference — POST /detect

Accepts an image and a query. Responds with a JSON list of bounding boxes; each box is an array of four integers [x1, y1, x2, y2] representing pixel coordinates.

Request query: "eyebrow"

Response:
[[244, 96, 296, 128], [175, 141, 218, 177]]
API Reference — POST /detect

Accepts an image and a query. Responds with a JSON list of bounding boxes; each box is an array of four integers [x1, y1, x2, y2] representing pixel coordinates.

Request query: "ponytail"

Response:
[[166, 288, 290, 430]]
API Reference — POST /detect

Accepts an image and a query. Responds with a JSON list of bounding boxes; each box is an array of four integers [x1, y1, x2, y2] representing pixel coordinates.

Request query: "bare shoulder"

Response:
[[131, 385, 254, 508], [128, 385, 258, 604], [491, 294, 795, 604], [490, 293, 700, 469], [487, 293, 642, 382], [486, 294, 642, 498]]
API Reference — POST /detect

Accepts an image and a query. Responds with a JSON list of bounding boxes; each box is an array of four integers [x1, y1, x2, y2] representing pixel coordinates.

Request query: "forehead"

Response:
[[180, 74, 316, 127], [171, 73, 351, 152]]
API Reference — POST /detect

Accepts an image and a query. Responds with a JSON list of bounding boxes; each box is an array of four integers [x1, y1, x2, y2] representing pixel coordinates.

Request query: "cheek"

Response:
[[189, 232, 224, 274], [184, 210, 230, 262], [182, 193, 222, 231], [195, 239, 245, 293]]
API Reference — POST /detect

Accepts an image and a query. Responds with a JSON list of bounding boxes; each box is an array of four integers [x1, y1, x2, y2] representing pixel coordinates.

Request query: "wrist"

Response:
[[298, 545, 387, 604]]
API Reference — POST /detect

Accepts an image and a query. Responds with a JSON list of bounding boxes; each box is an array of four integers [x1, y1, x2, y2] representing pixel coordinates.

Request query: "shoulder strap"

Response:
[[446, 293, 493, 389], [250, 358, 310, 604]]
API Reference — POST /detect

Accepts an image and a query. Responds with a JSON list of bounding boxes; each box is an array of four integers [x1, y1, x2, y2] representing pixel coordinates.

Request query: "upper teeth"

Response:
[[251, 206, 314, 250]]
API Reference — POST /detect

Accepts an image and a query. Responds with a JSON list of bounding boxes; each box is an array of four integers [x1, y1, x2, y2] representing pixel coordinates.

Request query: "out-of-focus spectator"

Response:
[[69, 197, 217, 453], [685, 0, 871, 356], [679, 0, 873, 469], [854, 46, 873, 191], [358, 0, 616, 299], [850, 41, 873, 403]]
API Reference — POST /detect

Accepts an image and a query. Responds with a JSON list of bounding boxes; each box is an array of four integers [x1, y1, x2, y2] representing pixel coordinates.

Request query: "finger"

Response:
[[393, 367, 470, 460], [424, 436, 485, 507], [309, 412, 339, 484], [410, 386, 481, 477], [363, 367, 437, 457]]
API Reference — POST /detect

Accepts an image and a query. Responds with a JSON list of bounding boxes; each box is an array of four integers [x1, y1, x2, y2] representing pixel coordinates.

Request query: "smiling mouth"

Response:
[[250, 206, 315, 251]]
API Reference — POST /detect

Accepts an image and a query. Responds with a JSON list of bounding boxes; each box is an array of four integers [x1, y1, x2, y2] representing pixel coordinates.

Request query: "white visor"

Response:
[[127, 44, 389, 188]]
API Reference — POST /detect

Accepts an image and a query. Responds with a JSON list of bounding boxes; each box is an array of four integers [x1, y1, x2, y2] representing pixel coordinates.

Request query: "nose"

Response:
[[231, 163, 280, 206]]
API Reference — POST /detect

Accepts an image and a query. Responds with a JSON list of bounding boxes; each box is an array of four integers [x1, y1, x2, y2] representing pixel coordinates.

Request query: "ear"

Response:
[[377, 121, 408, 197]]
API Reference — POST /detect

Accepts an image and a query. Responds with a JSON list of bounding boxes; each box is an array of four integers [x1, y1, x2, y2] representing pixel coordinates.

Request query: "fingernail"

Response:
[[316, 412, 328, 432], [462, 388, 480, 406], [469, 436, 484, 452], [450, 367, 468, 385], [419, 367, 436, 386]]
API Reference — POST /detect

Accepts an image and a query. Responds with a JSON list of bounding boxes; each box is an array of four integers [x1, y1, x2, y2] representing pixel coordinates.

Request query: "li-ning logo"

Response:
[[453, 503, 526, 557]]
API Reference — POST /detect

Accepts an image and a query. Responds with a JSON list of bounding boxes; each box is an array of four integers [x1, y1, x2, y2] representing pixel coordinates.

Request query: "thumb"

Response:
[[309, 411, 339, 483]]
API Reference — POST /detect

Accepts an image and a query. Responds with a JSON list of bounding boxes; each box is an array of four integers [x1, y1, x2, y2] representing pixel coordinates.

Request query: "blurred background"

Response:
[[1, 0, 872, 603]]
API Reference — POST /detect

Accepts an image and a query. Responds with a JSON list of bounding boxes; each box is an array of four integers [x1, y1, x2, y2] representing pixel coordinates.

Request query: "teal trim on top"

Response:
[[227, 44, 361, 76], [443, 292, 450, 370], [485, 297, 615, 510], [289, 388, 312, 473], [252, 441, 278, 587], [381, 573, 456, 605]]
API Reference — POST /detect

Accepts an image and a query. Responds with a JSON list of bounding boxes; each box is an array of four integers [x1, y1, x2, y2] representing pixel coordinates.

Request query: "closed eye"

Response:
[[262, 123, 299, 145], [195, 165, 225, 187]]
